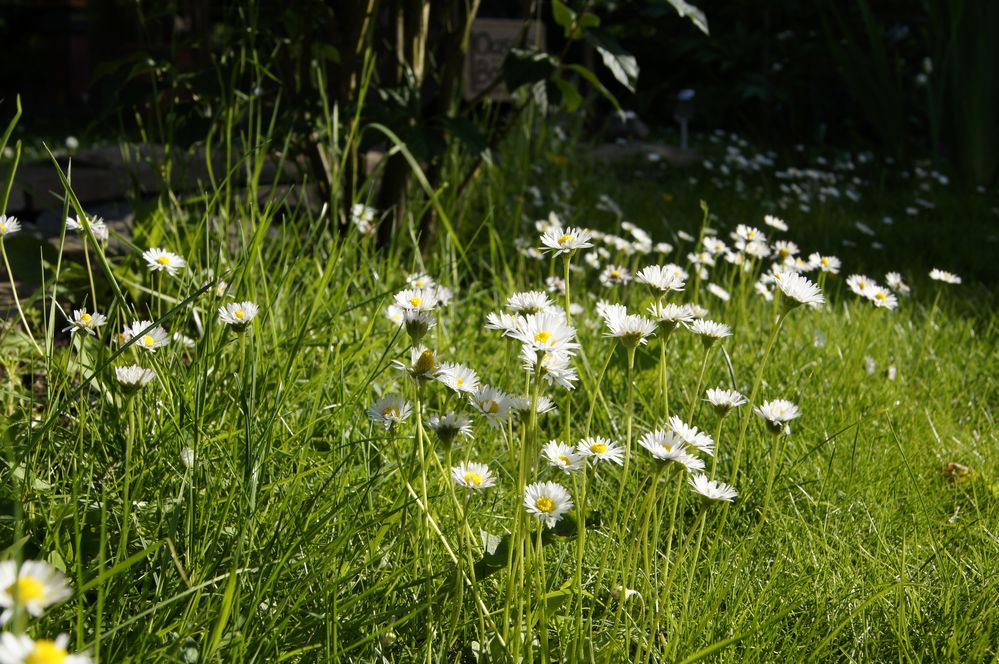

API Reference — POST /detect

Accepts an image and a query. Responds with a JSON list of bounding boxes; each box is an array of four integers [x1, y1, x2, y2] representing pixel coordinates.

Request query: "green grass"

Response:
[[0, 118, 996, 663]]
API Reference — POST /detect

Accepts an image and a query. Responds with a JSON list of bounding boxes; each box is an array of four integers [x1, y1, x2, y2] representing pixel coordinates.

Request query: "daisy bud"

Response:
[[404, 310, 435, 343]]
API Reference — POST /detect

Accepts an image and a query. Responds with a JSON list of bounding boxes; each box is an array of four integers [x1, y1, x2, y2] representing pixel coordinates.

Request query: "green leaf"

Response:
[[551, 74, 583, 112], [565, 63, 621, 111], [583, 30, 639, 92], [552, 0, 576, 33], [664, 0, 709, 35], [503, 48, 558, 92]]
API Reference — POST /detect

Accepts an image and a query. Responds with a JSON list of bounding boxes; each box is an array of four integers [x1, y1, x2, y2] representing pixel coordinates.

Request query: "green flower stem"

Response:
[[760, 431, 788, 524], [710, 418, 724, 479], [688, 345, 712, 422], [118, 396, 137, 562], [659, 327, 672, 419], [413, 382, 433, 661], [0, 239, 43, 357]]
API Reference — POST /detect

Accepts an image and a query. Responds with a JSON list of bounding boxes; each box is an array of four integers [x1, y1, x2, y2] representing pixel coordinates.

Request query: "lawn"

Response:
[[0, 119, 996, 662]]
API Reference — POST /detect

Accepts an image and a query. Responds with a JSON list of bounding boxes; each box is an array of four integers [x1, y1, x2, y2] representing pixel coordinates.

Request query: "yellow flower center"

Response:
[[874, 292, 886, 301], [8, 576, 46, 603], [610, 270, 621, 279], [455, 377, 463, 386], [156, 255, 171, 265], [234, 309, 245, 320], [141, 334, 155, 347], [415, 279, 426, 287], [821, 257, 830, 267], [409, 297, 422, 307], [484, 400, 499, 414], [463, 472, 483, 487], [26, 640, 68, 664], [779, 248, 790, 258], [382, 407, 400, 419], [747, 230, 757, 239], [535, 496, 556, 513], [0, 223, 6, 233], [80, 313, 92, 323], [557, 454, 571, 466], [414, 350, 436, 374], [534, 331, 552, 344], [590, 443, 608, 454], [557, 234, 574, 245]]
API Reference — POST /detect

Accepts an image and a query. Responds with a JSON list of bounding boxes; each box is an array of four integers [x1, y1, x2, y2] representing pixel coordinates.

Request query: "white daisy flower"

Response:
[[755, 279, 774, 302], [367, 395, 413, 429], [677, 230, 695, 242], [67, 215, 109, 242], [734, 224, 767, 243], [0, 215, 21, 238], [524, 482, 574, 528], [764, 214, 788, 231], [654, 241, 674, 255], [545, 276, 566, 294], [123, 321, 170, 352], [180, 447, 195, 468], [434, 285, 455, 307], [506, 291, 554, 314], [114, 365, 156, 394], [754, 399, 801, 435], [599, 264, 632, 287], [63, 308, 107, 336], [385, 305, 406, 326], [469, 386, 514, 428], [868, 287, 898, 310], [142, 247, 186, 276], [406, 273, 436, 290], [885, 272, 910, 295], [392, 347, 440, 380], [395, 287, 439, 312], [635, 265, 686, 294], [577, 436, 624, 465], [451, 461, 496, 491], [218, 301, 259, 331], [509, 395, 557, 416], [638, 429, 705, 471], [773, 240, 799, 262], [773, 270, 824, 309], [0, 633, 91, 664], [687, 304, 710, 318], [743, 240, 772, 259], [706, 388, 747, 416], [702, 237, 727, 255], [350, 204, 377, 235], [846, 274, 878, 298], [427, 412, 473, 445], [0, 560, 73, 624], [707, 283, 731, 302], [929, 269, 961, 285], [810, 252, 841, 274], [540, 226, 594, 255], [687, 250, 715, 267], [647, 302, 695, 332], [667, 415, 715, 456], [435, 362, 480, 393], [689, 319, 732, 347], [542, 440, 585, 474], [603, 306, 658, 348], [520, 348, 578, 390], [485, 311, 520, 336], [689, 474, 738, 502], [403, 310, 436, 343], [511, 312, 579, 355]]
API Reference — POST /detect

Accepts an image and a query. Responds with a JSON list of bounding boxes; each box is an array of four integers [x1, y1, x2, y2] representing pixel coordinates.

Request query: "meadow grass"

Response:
[[0, 117, 996, 663]]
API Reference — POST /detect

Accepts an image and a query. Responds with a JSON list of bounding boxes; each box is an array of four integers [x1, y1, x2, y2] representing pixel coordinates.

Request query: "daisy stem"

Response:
[[659, 328, 671, 420], [728, 312, 786, 486], [688, 345, 712, 422], [673, 508, 708, 659], [563, 254, 572, 322], [657, 469, 685, 626], [760, 432, 787, 524], [83, 239, 98, 311], [536, 527, 550, 663], [710, 418, 724, 480], [0, 239, 43, 357], [572, 471, 586, 660], [611, 345, 637, 521], [119, 396, 137, 562], [413, 382, 433, 661]]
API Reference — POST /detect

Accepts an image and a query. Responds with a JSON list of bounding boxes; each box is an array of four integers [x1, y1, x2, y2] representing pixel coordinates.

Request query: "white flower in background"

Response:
[[520, 348, 578, 390], [929, 269, 961, 285], [603, 306, 658, 348], [764, 214, 788, 231], [392, 347, 440, 381], [0, 560, 73, 624], [638, 429, 704, 471], [427, 412, 473, 446], [0, 215, 21, 238], [385, 305, 405, 326], [577, 436, 624, 465], [707, 283, 731, 302], [846, 274, 877, 298], [142, 247, 185, 276], [114, 365, 156, 394], [810, 253, 841, 275], [755, 279, 774, 301], [734, 224, 767, 244], [435, 362, 480, 394], [702, 237, 727, 255], [540, 226, 594, 255], [452, 461, 496, 491], [367, 395, 413, 429], [509, 395, 557, 416], [394, 287, 438, 312], [687, 250, 715, 267], [677, 230, 695, 242], [647, 302, 694, 331], [67, 215, 109, 242], [218, 301, 259, 331], [63, 308, 107, 336], [654, 241, 674, 255], [180, 447, 195, 468], [885, 272, 910, 295], [687, 303, 710, 318], [350, 204, 377, 235], [0, 633, 91, 664], [434, 285, 455, 306], [542, 440, 585, 474], [470, 386, 514, 428], [668, 415, 715, 456], [172, 332, 196, 349], [743, 240, 772, 259], [773, 240, 799, 262], [599, 264, 632, 287], [511, 311, 579, 355], [213, 280, 231, 298], [754, 399, 801, 435], [524, 482, 574, 528], [773, 270, 824, 309], [124, 320, 170, 352], [506, 290, 554, 314], [689, 474, 738, 502], [545, 276, 566, 294], [868, 287, 898, 310], [635, 265, 686, 294], [706, 388, 747, 416], [690, 319, 732, 347]]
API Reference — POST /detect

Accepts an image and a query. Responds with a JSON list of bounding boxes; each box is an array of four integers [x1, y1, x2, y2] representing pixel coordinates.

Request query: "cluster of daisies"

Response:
[[0, 559, 89, 663], [37, 215, 263, 396]]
